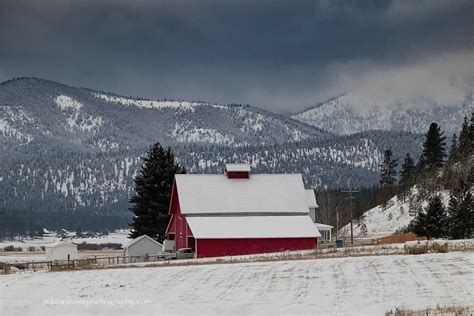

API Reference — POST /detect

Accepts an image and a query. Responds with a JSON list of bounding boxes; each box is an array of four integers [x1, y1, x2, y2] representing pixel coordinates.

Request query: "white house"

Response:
[[305, 189, 333, 243], [123, 235, 163, 258], [315, 223, 333, 243], [45, 240, 78, 261], [305, 189, 318, 222]]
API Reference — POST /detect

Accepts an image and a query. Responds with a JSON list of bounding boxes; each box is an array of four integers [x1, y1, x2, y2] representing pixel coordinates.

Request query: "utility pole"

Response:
[[342, 187, 359, 245]]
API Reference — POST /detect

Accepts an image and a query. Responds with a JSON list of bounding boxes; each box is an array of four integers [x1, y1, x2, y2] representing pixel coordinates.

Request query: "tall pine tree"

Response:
[[379, 149, 398, 209], [458, 113, 474, 159], [447, 184, 473, 239], [420, 122, 446, 171], [399, 153, 415, 195], [424, 195, 448, 239], [412, 209, 427, 238], [380, 149, 398, 187], [448, 133, 459, 162], [129, 143, 186, 242]]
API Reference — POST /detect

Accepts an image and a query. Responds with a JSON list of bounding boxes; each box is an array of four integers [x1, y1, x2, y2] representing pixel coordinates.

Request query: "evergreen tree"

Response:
[[380, 149, 398, 187], [447, 185, 473, 239], [468, 191, 474, 238], [379, 149, 398, 209], [448, 133, 459, 162], [447, 188, 462, 239], [129, 143, 186, 242], [458, 116, 469, 157], [457, 114, 473, 159], [420, 123, 446, 170], [399, 153, 415, 196], [412, 209, 427, 238], [458, 191, 473, 239], [424, 195, 448, 239], [471, 113, 474, 143]]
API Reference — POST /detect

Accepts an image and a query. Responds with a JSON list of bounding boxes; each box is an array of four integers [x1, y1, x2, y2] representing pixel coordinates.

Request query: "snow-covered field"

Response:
[[0, 231, 129, 263], [0, 231, 130, 249], [1, 252, 473, 315]]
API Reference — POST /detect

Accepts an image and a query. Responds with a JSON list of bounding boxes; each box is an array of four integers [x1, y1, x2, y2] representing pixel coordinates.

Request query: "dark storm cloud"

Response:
[[0, 0, 473, 112]]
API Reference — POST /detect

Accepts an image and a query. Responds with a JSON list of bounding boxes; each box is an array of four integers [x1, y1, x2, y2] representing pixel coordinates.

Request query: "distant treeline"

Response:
[[0, 208, 130, 237]]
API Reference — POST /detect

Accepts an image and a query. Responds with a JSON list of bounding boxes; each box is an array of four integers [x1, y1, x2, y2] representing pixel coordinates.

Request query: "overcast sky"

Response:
[[1, 0, 473, 113]]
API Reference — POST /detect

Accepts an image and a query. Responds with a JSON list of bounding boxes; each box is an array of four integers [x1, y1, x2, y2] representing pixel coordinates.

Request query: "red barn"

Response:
[[165, 164, 321, 258]]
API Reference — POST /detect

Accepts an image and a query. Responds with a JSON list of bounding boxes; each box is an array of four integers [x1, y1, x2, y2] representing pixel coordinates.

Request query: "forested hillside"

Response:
[[338, 114, 474, 238], [0, 77, 450, 233]]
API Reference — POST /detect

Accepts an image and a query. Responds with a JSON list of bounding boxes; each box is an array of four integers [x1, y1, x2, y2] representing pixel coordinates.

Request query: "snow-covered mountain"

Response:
[[0, 78, 330, 149], [0, 78, 424, 222], [292, 93, 474, 136]]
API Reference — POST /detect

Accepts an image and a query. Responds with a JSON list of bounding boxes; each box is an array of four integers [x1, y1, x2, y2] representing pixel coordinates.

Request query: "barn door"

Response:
[[178, 216, 183, 249]]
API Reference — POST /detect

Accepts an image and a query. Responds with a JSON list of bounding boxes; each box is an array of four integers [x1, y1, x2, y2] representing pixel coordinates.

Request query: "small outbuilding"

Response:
[[45, 240, 78, 261], [123, 235, 163, 258]]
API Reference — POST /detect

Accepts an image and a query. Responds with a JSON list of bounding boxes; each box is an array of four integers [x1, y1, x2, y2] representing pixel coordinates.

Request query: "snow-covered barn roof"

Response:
[[305, 189, 318, 208], [225, 163, 251, 172], [174, 174, 309, 215], [123, 235, 162, 249], [186, 216, 321, 239]]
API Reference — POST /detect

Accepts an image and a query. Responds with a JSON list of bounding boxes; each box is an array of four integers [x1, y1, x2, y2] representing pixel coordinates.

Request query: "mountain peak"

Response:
[[292, 92, 473, 136]]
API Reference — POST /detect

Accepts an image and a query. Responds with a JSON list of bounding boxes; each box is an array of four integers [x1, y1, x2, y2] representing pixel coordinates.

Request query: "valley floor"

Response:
[[1, 252, 473, 315]]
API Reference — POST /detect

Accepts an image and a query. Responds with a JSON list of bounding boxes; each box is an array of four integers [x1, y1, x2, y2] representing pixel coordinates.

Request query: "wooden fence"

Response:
[[1, 253, 176, 274]]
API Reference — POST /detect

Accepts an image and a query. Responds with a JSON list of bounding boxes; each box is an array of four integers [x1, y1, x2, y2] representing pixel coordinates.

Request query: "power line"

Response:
[[342, 187, 359, 246]]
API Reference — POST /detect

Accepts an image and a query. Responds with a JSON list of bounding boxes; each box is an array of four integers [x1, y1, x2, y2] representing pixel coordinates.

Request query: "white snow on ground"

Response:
[[343, 190, 450, 237], [94, 93, 226, 112], [0, 119, 33, 143], [171, 122, 236, 145], [55, 95, 83, 111], [54, 95, 103, 133], [66, 113, 103, 133], [0, 231, 130, 249], [73, 232, 130, 246], [343, 194, 414, 237], [1, 252, 473, 315]]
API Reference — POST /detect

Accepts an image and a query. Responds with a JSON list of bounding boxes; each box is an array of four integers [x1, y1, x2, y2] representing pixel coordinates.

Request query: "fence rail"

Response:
[[1, 253, 177, 274]]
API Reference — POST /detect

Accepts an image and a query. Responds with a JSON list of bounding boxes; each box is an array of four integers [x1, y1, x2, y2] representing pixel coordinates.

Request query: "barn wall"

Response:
[[196, 238, 318, 258], [166, 182, 193, 250]]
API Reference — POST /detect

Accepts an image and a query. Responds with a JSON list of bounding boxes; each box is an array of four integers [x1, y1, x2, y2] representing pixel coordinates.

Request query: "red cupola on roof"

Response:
[[225, 163, 251, 179]]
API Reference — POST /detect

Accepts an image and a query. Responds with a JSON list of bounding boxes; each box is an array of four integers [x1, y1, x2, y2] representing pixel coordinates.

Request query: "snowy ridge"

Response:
[[343, 189, 450, 237], [293, 93, 474, 136], [94, 93, 226, 111]]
